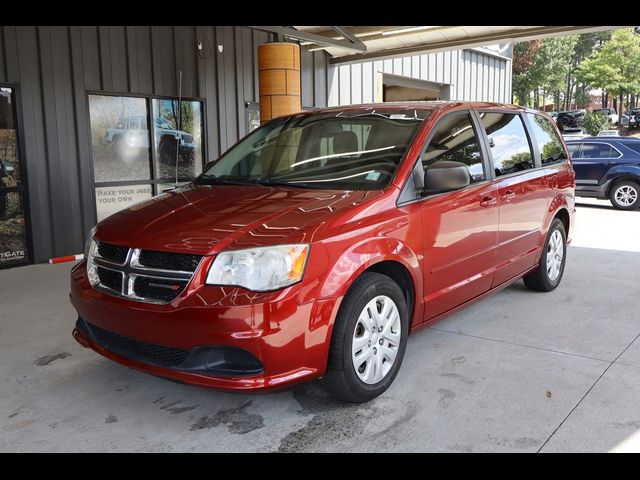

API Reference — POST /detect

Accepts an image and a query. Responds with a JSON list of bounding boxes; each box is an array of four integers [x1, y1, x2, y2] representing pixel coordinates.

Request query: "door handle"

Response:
[[479, 196, 497, 207], [501, 190, 517, 201]]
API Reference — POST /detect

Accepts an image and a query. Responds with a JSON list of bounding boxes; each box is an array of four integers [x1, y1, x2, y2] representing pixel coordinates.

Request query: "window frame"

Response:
[[397, 108, 493, 206], [523, 112, 569, 167], [475, 108, 539, 179], [575, 141, 623, 160], [85, 90, 207, 224]]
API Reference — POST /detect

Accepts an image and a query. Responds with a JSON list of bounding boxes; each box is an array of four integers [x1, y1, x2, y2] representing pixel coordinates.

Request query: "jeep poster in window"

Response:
[[0, 87, 28, 268], [88, 95, 152, 183], [152, 99, 203, 180], [94, 185, 153, 222]]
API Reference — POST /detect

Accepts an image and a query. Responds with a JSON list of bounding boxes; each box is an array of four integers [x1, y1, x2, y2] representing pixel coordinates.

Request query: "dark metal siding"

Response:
[[300, 48, 330, 107], [0, 26, 329, 263]]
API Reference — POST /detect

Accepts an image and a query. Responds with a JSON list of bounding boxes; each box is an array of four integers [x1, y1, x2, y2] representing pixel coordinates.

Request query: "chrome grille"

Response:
[[96, 266, 124, 293], [138, 250, 202, 272], [97, 242, 128, 264], [89, 242, 203, 304]]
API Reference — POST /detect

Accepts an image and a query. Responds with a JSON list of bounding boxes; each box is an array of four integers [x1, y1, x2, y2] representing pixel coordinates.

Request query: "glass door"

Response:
[[0, 86, 30, 268]]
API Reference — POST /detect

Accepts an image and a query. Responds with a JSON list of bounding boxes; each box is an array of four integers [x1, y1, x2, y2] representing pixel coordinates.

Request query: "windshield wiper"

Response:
[[195, 174, 257, 186], [252, 177, 310, 188]]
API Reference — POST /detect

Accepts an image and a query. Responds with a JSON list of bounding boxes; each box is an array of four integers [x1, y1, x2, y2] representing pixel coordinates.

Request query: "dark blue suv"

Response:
[[566, 137, 640, 210]]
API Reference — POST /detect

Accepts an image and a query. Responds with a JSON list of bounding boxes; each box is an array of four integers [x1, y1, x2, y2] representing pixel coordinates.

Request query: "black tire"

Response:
[[609, 180, 640, 210], [523, 218, 567, 292], [321, 272, 409, 403]]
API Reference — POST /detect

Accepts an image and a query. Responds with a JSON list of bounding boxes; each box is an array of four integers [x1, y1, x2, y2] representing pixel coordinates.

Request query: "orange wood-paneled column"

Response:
[[258, 42, 301, 124]]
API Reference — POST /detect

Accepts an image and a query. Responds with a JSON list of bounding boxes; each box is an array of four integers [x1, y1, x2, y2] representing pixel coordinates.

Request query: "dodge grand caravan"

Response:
[[71, 102, 575, 403]]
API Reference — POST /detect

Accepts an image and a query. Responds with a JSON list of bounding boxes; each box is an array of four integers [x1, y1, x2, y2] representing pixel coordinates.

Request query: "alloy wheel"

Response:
[[614, 185, 638, 207], [546, 229, 564, 282]]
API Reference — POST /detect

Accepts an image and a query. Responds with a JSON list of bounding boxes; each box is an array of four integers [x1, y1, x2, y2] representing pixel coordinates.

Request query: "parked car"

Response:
[[593, 108, 619, 125], [597, 129, 621, 137], [621, 108, 640, 130], [557, 110, 585, 128], [567, 136, 640, 209], [106, 116, 195, 164], [562, 128, 590, 141], [71, 102, 575, 403]]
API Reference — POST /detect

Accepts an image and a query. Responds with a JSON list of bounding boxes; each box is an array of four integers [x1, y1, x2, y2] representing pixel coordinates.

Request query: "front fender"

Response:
[[300, 236, 423, 323]]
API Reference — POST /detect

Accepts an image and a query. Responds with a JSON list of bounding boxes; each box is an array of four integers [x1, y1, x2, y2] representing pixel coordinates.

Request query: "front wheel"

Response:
[[609, 181, 640, 210], [322, 272, 409, 403], [523, 218, 567, 292]]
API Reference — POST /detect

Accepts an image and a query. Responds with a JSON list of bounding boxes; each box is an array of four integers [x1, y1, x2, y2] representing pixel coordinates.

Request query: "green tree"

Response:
[[512, 36, 577, 109], [578, 28, 640, 117], [512, 30, 615, 111], [513, 40, 543, 106], [537, 36, 577, 110], [581, 111, 611, 135]]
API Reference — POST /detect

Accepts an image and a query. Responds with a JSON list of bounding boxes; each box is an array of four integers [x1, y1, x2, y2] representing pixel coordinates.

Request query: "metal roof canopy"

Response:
[[249, 26, 623, 64]]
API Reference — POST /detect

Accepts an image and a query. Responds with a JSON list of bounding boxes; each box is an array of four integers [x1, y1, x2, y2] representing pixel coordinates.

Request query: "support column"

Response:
[[258, 42, 301, 124]]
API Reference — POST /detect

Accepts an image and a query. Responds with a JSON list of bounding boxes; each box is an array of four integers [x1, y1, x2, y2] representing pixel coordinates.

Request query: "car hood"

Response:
[[95, 183, 384, 255]]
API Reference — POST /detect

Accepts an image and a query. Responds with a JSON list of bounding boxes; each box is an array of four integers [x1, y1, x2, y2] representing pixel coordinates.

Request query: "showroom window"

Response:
[[88, 93, 205, 222], [0, 86, 30, 268]]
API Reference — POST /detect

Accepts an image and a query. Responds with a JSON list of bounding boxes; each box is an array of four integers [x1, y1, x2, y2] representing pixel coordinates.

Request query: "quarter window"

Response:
[[527, 113, 567, 165], [422, 112, 486, 184], [478, 112, 534, 176]]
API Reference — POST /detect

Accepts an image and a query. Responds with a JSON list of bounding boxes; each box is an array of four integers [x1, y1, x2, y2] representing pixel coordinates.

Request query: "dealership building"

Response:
[[0, 25, 611, 268]]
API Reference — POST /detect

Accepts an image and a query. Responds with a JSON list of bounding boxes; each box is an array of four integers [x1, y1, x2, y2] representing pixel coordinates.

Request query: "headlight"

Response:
[[84, 226, 97, 258], [206, 244, 310, 291], [84, 226, 99, 287]]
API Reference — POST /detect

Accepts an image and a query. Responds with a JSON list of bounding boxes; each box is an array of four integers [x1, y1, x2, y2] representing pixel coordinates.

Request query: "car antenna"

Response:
[[174, 69, 183, 189]]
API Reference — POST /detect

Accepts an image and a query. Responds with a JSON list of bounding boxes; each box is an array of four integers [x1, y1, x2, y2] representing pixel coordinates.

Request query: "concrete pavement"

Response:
[[1, 198, 639, 452]]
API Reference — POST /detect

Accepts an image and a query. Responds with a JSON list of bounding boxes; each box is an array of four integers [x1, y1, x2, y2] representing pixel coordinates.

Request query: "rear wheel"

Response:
[[322, 272, 409, 403], [523, 218, 567, 292], [609, 181, 640, 210]]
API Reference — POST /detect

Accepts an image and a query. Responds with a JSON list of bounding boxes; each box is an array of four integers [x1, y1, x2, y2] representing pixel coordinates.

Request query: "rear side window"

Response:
[[580, 143, 613, 159], [478, 112, 534, 176], [527, 113, 567, 165], [422, 112, 486, 183]]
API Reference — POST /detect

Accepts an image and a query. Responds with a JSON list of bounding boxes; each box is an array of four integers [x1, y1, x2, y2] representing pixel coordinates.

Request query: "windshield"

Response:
[[195, 109, 428, 190]]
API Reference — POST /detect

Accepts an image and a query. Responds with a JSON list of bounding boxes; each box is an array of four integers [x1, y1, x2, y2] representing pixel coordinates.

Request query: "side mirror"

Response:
[[423, 160, 470, 195]]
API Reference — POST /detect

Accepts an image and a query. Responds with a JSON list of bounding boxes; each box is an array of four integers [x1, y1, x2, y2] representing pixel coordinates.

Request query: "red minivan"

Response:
[[71, 102, 575, 403]]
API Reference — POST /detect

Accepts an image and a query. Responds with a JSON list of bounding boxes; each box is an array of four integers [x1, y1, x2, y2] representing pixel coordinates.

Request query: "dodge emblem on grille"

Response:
[[148, 282, 182, 291]]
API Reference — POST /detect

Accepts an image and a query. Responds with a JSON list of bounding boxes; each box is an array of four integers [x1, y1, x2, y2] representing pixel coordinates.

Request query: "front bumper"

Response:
[[70, 260, 341, 392]]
